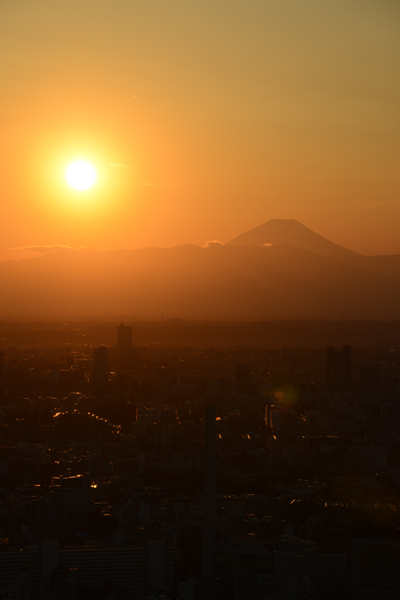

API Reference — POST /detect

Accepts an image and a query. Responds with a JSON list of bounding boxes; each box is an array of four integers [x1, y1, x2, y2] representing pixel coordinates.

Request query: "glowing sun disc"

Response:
[[66, 161, 97, 190]]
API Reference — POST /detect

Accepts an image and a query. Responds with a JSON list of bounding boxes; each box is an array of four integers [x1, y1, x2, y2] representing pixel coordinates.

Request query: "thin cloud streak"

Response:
[[13, 245, 77, 254], [203, 240, 225, 248]]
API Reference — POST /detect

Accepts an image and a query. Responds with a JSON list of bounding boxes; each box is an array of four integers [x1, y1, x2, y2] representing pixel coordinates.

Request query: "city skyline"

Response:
[[1, 2, 399, 595], [0, 319, 399, 599]]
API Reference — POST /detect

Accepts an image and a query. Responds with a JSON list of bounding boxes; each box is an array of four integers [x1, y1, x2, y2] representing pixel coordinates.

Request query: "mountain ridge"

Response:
[[0, 240, 399, 319], [226, 218, 360, 258], [0, 220, 399, 318]]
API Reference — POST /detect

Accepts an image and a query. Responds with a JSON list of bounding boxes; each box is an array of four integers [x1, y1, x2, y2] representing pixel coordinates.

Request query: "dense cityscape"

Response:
[[2, 0, 400, 599], [0, 320, 399, 599]]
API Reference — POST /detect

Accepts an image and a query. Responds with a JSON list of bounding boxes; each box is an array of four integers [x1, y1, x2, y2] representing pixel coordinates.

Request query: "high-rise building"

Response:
[[92, 346, 108, 393], [0, 543, 175, 596], [352, 536, 400, 598], [117, 322, 133, 356], [179, 576, 195, 600], [8, 566, 31, 600], [327, 346, 351, 391], [52, 567, 77, 600], [41, 539, 59, 588]]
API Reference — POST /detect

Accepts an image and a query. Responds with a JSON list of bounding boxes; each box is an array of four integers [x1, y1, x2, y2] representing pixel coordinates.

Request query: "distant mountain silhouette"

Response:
[[0, 232, 399, 319], [226, 219, 359, 258]]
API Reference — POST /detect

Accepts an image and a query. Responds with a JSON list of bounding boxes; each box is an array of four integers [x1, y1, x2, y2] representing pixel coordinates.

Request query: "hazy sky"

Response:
[[1, 0, 400, 259]]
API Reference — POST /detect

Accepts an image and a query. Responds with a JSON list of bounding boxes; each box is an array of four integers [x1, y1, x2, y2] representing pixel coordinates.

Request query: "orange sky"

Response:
[[1, 0, 400, 260]]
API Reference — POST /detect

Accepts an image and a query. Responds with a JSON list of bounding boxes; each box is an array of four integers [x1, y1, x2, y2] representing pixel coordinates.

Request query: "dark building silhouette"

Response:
[[52, 566, 77, 600], [327, 346, 351, 391], [202, 405, 216, 598], [92, 346, 108, 393], [117, 322, 133, 356]]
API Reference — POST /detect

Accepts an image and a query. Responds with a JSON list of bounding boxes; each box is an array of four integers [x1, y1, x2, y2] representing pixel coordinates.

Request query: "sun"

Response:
[[66, 161, 97, 190]]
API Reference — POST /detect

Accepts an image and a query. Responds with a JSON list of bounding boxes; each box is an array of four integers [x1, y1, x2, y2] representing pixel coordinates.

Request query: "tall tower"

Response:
[[202, 405, 216, 597], [117, 322, 133, 356], [93, 346, 108, 393]]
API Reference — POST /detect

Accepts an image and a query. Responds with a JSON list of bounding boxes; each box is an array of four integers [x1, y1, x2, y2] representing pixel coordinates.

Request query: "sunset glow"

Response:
[[66, 161, 97, 190], [1, 0, 400, 258], [0, 2, 399, 586]]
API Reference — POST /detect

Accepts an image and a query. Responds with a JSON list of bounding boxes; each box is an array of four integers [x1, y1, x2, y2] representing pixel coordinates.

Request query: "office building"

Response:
[[0, 544, 175, 597], [352, 536, 400, 599]]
